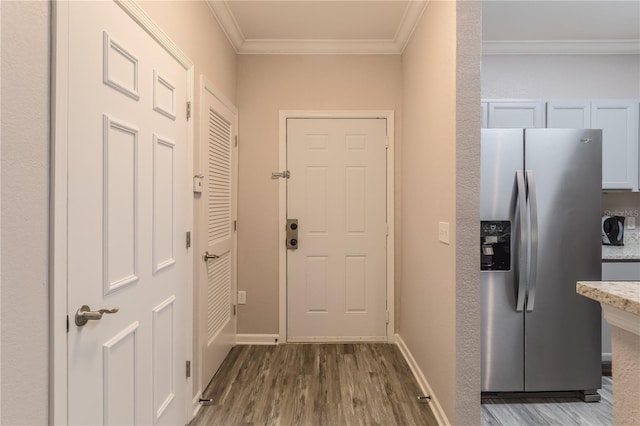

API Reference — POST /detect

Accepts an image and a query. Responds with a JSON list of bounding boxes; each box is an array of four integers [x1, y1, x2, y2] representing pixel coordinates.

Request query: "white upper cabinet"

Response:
[[546, 101, 591, 129], [487, 98, 640, 191], [484, 100, 545, 128], [591, 100, 639, 190]]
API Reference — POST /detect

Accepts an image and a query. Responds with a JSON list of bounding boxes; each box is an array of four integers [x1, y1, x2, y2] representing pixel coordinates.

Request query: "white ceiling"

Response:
[[206, 0, 640, 55]]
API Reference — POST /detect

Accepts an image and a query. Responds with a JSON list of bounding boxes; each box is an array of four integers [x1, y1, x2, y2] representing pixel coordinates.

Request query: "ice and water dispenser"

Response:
[[480, 221, 511, 271]]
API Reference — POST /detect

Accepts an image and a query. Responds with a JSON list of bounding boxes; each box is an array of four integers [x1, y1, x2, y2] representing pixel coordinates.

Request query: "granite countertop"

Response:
[[577, 281, 640, 315], [602, 230, 640, 261]]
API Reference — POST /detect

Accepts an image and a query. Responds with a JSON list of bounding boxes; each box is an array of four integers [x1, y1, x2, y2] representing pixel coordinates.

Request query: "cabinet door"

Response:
[[547, 101, 591, 129], [487, 101, 545, 128], [592, 100, 639, 190]]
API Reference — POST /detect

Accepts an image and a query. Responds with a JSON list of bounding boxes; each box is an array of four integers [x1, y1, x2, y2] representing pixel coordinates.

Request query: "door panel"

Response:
[[546, 101, 591, 129], [66, 2, 189, 424], [524, 129, 602, 392], [287, 118, 387, 341], [480, 129, 525, 392], [200, 83, 237, 387], [487, 101, 545, 128], [592, 101, 639, 190]]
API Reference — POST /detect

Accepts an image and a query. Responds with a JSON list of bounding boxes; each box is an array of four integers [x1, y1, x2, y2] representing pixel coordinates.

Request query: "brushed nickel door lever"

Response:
[[75, 305, 119, 326], [203, 251, 219, 261]]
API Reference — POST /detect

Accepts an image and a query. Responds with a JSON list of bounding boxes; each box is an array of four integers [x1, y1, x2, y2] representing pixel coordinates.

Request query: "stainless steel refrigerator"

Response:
[[481, 129, 602, 399]]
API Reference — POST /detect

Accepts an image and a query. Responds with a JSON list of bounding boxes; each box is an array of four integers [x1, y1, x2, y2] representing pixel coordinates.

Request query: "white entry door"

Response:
[[287, 118, 388, 341], [199, 80, 238, 387], [65, 2, 190, 424]]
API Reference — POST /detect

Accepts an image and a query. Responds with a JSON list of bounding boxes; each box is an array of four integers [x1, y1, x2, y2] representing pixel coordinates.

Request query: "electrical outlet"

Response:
[[238, 291, 246, 305], [627, 216, 636, 230], [438, 222, 450, 245]]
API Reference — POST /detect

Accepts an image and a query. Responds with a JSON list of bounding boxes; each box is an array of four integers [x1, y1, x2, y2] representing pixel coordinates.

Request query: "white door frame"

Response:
[[51, 1, 194, 423], [277, 110, 395, 344]]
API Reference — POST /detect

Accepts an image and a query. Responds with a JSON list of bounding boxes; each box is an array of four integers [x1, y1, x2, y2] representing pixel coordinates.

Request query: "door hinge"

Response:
[[271, 170, 290, 179], [235, 135, 238, 147], [186, 101, 192, 120], [386, 223, 389, 236], [385, 311, 390, 325], [186, 231, 191, 249], [233, 304, 237, 316], [385, 136, 389, 149], [66, 314, 69, 333], [234, 220, 237, 231], [186, 360, 191, 378]]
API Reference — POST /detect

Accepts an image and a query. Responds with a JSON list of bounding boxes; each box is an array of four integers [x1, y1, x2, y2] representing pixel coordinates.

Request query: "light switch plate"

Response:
[[438, 222, 450, 245], [627, 216, 636, 230], [238, 291, 246, 305]]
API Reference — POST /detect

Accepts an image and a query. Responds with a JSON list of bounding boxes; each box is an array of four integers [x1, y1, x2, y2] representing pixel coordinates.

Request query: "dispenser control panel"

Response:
[[481, 221, 511, 271]]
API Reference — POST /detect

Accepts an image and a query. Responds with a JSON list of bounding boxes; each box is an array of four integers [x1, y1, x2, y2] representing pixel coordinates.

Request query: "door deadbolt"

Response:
[[286, 219, 298, 250]]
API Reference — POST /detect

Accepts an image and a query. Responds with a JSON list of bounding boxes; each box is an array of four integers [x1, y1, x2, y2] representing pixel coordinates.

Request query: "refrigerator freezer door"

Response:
[[523, 129, 602, 392], [481, 129, 525, 392]]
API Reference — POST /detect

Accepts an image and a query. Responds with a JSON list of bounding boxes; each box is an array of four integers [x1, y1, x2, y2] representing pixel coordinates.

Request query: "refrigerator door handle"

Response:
[[516, 170, 527, 312], [526, 170, 539, 312]]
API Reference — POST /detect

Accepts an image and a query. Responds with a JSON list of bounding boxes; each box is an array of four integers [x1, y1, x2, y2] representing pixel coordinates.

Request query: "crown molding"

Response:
[[395, 0, 429, 53], [206, 0, 243, 53], [240, 39, 402, 55], [483, 40, 640, 55], [206, 0, 428, 55]]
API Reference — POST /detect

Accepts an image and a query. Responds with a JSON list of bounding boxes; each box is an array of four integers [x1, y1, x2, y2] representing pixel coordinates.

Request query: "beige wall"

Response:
[[140, 0, 237, 401], [1, 1, 50, 424], [236, 55, 403, 333], [400, 1, 480, 424]]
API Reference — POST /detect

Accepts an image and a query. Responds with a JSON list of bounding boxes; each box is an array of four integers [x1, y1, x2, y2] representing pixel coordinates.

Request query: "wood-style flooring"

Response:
[[481, 376, 613, 426], [190, 344, 439, 426], [191, 343, 614, 426]]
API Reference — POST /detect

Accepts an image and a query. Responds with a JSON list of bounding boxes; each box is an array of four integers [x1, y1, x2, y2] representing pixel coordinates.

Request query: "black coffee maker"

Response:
[[602, 215, 625, 246]]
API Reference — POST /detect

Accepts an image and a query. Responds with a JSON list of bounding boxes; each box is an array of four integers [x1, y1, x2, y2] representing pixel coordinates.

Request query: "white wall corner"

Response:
[[205, 0, 244, 53], [395, 334, 450, 426], [236, 334, 280, 345]]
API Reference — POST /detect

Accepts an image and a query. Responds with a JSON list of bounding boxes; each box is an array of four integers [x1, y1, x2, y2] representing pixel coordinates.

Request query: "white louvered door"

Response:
[[200, 80, 237, 387]]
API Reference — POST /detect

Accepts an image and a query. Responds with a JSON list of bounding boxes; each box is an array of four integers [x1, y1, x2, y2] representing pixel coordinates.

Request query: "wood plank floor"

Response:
[[190, 344, 439, 426], [481, 376, 613, 426]]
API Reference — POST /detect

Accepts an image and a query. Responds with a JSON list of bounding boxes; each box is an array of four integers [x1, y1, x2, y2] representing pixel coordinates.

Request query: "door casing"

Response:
[[50, 1, 195, 423], [277, 111, 395, 343]]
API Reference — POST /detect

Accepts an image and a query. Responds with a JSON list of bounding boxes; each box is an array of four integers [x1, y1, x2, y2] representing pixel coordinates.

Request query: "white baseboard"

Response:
[[602, 352, 612, 363], [236, 333, 279, 345], [395, 334, 450, 426], [287, 336, 387, 343]]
